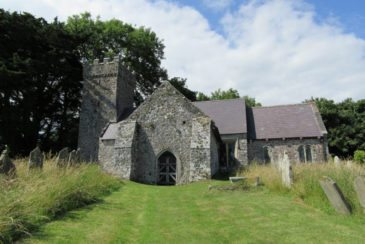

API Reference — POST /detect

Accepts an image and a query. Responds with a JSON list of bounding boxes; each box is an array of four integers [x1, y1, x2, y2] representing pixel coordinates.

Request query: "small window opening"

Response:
[[263, 147, 271, 164]]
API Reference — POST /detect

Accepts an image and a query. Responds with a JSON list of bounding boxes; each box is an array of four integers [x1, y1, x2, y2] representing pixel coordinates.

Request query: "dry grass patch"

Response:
[[240, 161, 365, 215], [0, 157, 121, 242]]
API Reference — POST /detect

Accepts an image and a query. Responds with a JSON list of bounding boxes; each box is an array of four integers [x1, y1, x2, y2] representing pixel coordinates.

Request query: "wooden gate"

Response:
[[158, 151, 177, 185]]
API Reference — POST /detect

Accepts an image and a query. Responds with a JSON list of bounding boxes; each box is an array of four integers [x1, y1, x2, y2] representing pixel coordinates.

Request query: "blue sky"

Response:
[[173, 0, 365, 38], [2, 0, 365, 105]]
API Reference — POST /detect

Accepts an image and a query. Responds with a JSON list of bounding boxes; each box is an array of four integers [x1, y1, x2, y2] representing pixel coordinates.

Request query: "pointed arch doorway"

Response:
[[157, 151, 177, 185]]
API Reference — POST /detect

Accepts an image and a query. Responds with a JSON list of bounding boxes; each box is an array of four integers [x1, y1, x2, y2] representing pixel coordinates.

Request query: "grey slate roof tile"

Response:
[[247, 103, 326, 140], [193, 99, 247, 135]]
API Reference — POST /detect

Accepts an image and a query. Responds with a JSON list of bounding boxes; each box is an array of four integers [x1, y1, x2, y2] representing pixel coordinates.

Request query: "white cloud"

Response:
[[2, 0, 365, 105]]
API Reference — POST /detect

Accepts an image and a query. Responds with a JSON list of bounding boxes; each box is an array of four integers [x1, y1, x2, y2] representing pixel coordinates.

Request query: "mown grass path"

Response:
[[26, 181, 365, 243]]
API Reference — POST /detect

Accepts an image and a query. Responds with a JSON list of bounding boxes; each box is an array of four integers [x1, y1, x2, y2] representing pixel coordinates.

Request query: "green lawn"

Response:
[[25, 181, 365, 243]]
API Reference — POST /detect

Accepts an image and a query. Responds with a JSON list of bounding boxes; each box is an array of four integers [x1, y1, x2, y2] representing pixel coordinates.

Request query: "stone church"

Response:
[[78, 57, 329, 185]]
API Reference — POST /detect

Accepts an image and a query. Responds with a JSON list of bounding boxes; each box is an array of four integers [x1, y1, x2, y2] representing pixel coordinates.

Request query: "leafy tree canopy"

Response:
[[0, 10, 168, 155], [197, 88, 262, 107], [65, 12, 168, 97], [168, 77, 197, 101], [306, 97, 365, 157], [0, 9, 83, 155]]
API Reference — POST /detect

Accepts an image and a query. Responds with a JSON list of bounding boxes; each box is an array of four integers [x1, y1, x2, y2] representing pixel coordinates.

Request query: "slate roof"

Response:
[[247, 103, 327, 140], [193, 99, 247, 135]]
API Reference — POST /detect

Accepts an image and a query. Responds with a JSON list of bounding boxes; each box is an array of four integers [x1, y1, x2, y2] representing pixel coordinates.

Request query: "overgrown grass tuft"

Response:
[[240, 162, 365, 215], [0, 158, 122, 242]]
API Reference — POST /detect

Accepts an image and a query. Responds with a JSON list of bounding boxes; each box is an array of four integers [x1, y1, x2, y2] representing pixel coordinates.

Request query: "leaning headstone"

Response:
[[319, 177, 351, 215], [68, 148, 81, 166], [354, 176, 365, 212], [334, 156, 341, 167], [56, 147, 69, 167], [28, 146, 43, 169], [254, 176, 261, 187], [278, 153, 293, 187], [0, 145, 16, 175]]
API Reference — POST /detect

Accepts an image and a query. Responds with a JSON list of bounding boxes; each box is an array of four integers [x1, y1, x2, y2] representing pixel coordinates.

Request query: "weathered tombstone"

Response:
[[346, 161, 352, 168], [28, 146, 43, 169], [254, 176, 261, 187], [0, 145, 16, 175], [68, 148, 81, 166], [334, 156, 341, 167], [319, 177, 351, 215], [278, 152, 293, 187], [229, 176, 246, 183], [354, 176, 365, 212], [56, 147, 69, 167]]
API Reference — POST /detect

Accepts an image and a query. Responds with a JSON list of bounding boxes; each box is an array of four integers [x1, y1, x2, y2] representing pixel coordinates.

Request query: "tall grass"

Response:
[[0, 158, 122, 242], [240, 162, 365, 215]]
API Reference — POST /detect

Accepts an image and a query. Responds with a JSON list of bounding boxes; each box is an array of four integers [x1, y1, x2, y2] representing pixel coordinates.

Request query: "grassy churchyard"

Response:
[[22, 162, 365, 243], [1, 159, 365, 243]]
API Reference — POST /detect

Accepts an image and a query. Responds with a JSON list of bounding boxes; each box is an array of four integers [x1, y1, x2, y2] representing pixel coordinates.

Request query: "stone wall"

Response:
[[248, 138, 327, 165], [99, 121, 137, 178], [235, 137, 248, 167], [78, 57, 135, 161], [129, 82, 218, 184], [210, 130, 220, 176], [99, 82, 222, 184], [190, 116, 214, 182]]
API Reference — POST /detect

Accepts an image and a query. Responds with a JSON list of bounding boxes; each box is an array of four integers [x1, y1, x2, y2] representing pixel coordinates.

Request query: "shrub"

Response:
[[0, 158, 122, 242], [354, 150, 365, 164]]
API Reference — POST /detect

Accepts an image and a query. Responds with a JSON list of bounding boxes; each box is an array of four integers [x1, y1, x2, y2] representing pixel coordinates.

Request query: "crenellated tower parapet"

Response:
[[78, 56, 136, 162]]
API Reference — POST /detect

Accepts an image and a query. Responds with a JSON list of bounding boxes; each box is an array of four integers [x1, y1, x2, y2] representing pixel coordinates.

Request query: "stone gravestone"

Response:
[[28, 146, 43, 169], [346, 161, 352, 168], [0, 145, 16, 175], [334, 156, 340, 167], [68, 148, 81, 166], [319, 177, 351, 215], [278, 152, 293, 188], [354, 176, 365, 212], [254, 176, 261, 187], [56, 147, 69, 167]]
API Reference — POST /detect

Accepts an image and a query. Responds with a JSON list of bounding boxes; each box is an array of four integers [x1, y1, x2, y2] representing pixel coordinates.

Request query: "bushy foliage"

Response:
[[0, 158, 121, 242], [308, 97, 365, 157], [196, 88, 262, 107], [354, 150, 365, 164], [65, 12, 168, 98], [169, 77, 197, 101], [0, 9, 83, 155]]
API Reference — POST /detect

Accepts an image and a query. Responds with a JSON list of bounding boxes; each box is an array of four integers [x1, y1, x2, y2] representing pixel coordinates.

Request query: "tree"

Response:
[[243, 95, 262, 107], [210, 88, 240, 100], [0, 10, 170, 156], [168, 77, 197, 101], [307, 97, 365, 157], [196, 88, 262, 107], [0, 10, 83, 155], [196, 92, 210, 101], [65, 13, 168, 98]]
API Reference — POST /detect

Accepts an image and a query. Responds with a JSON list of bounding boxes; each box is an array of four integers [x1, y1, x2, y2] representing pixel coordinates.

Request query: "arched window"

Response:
[[298, 145, 312, 163], [298, 145, 305, 163], [306, 145, 312, 162]]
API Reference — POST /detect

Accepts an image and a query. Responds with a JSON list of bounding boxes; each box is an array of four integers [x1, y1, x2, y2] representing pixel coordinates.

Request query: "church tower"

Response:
[[78, 56, 135, 161]]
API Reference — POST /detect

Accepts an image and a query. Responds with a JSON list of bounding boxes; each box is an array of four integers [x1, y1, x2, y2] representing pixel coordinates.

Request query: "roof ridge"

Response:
[[252, 103, 310, 109], [193, 98, 245, 103]]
